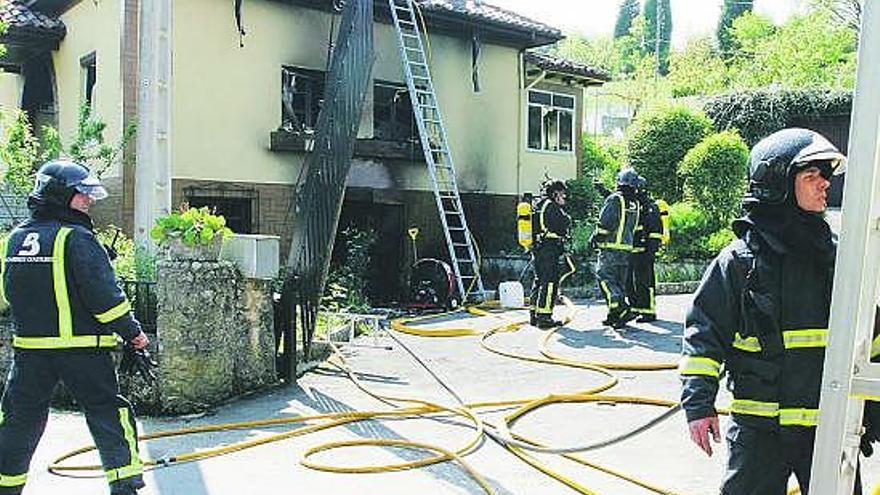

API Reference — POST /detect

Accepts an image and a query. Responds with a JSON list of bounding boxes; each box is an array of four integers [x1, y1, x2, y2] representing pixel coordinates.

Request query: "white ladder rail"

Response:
[[811, 0, 880, 492]]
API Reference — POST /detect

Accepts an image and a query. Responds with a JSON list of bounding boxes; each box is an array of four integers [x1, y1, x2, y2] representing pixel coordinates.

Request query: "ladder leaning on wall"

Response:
[[810, 0, 880, 492], [387, 0, 486, 302]]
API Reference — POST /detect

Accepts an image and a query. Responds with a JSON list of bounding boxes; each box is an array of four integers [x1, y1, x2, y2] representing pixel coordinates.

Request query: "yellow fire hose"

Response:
[[49, 297, 847, 495]]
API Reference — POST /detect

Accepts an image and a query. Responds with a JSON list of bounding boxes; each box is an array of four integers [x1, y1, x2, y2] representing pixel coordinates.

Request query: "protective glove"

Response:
[[860, 400, 880, 457], [119, 343, 158, 384]]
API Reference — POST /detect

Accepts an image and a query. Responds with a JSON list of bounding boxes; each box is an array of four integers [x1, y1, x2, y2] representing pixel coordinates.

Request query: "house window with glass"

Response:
[[280, 66, 325, 133], [81, 52, 97, 109], [527, 90, 575, 152], [373, 82, 417, 142]]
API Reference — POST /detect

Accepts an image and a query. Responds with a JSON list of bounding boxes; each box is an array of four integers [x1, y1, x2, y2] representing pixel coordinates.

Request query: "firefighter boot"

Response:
[[529, 310, 537, 326], [612, 308, 637, 329], [535, 315, 564, 329], [110, 477, 145, 495], [636, 314, 657, 323]]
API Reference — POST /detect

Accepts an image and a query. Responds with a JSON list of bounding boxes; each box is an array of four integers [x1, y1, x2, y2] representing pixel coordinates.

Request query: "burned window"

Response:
[[281, 67, 325, 133], [81, 52, 97, 109], [373, 82, 417, 142], [527, 90, 575, 153], [184, 186, 260, 235]]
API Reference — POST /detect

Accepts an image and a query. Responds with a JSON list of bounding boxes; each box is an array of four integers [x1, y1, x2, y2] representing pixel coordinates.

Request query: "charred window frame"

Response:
[[81, 52, 97, 109], [373, 81, 417, 142], [183, 185, 260, 235], [280, 66, 325, 133], [526, 89, 575, 153]]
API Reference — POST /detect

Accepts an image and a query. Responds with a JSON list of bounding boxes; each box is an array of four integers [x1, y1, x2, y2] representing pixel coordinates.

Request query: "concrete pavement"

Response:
[[21, 294, 880, 494]]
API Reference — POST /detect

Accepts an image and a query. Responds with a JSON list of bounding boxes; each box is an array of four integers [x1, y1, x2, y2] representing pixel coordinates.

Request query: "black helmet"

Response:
[[617, 168, 641, 189], [30, 160, 107, 209], [543, 179, 567, 197], [744, 128, 844, 206]]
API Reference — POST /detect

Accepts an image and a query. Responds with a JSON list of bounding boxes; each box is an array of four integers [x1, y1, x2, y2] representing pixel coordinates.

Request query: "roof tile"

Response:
[[0, 0, 66, 39], [417, 0, 561, 40]]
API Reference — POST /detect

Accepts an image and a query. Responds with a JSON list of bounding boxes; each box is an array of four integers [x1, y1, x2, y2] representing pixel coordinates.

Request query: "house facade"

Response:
[[1, 0, 607, 295]]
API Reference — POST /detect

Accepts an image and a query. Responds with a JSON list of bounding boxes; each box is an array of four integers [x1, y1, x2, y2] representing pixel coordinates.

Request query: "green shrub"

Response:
[[323, 226, 378, 312], [706, 228, 737, 254], [663, 203, 741, 261], [626, 104, 713, 203], [567, 134, 622, 224], [96, 227, 158, 281], [662, 202, 714, 260], [680, 130, 749, 228]]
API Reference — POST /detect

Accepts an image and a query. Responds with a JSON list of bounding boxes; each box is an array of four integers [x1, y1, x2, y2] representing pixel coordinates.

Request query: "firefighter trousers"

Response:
[[721, 421, 862, 495], [531, 241, 566, 319], [0, 350, 144, 495], [596, 249, 631, 319], [627, 250, 656, 317]]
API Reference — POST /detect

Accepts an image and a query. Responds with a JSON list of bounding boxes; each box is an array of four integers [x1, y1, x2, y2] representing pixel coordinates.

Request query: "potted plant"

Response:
[[150, 205, 233, 261]]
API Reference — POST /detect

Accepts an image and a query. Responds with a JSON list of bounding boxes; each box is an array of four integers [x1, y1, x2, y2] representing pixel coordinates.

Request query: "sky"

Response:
[[486, 0, 808, 48]]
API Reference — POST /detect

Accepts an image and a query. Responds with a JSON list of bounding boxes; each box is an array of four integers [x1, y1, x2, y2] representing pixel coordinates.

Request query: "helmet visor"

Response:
[[74, 175, 108, 201], [792, 136, 846, 176]]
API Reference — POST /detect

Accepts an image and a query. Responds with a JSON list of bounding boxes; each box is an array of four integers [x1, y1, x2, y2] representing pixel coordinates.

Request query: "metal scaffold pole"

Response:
[[810, 0, 880, 492]]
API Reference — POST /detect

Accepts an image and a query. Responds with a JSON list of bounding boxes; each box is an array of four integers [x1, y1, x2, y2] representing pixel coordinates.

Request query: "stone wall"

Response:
[[154, 260, 276, 414]]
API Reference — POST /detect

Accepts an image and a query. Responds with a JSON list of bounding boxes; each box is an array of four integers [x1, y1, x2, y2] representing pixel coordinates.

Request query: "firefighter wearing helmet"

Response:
[[592, 168, 641, 328], [529, 179, 574, 328], [626, 175, 664, 323], [0, 161, 148, 495], [678, 128, 880, 493]]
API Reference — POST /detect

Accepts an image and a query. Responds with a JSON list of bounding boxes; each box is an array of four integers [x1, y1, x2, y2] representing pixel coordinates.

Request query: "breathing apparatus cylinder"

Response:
[[517, 195, 533, 251], [656, 199, 671, 246]]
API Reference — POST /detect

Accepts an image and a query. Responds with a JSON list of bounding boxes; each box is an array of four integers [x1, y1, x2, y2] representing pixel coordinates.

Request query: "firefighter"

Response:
[[593, 168, 640, 328], [679, 128, 869, 494], [529, 179, 572, 329], [0, 161, 148, 495], [627, 176, 663, 322]]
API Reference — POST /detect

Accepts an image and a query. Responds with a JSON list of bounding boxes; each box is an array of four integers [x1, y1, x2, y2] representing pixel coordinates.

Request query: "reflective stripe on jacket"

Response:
[[532, 197, 571, 243], [4, 218, 140, 349], [595, 191, 639, 251], [680, 227, 835, 430]]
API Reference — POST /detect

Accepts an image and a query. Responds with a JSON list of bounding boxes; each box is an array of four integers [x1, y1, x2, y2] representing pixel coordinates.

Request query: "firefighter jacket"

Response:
[[532, 197, 571, 245], [633, 194, 663, 255], [0, 206, 140, 350], [595, 191, 639, 252], [680, 210, 836, 432]]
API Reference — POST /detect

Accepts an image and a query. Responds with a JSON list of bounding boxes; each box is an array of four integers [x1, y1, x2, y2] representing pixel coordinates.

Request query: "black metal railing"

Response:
[[120, 280, 157, 335], [279, 0, 374, 381]]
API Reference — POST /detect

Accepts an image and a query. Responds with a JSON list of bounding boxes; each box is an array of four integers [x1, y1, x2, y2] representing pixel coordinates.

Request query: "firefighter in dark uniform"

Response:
[[0, 161, 148, 495], [627, 176, 663, 322], [593, 168, 640, 328], [679, 128, 871, 494], [529, 179, 573, 329]]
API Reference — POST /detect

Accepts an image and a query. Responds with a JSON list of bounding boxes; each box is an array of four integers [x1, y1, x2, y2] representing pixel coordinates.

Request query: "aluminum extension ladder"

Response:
[[387, 0, 486, 302], [810, 0, 880, 492]]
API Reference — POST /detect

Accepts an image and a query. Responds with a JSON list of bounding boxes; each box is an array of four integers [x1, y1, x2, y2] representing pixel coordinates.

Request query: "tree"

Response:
[[614, 0, 641, 39], [811, 0, 862, 32], [717, 0, 753, 59], [667, 36, 729, 97], [642, 0, 672, 75], [730, 10, 857, 90]]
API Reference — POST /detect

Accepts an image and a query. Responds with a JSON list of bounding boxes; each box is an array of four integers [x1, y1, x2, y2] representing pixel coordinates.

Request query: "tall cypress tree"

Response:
[[643, 0, 672, 75], [717, 0, 753, 58], [614, 0, 641, 39]]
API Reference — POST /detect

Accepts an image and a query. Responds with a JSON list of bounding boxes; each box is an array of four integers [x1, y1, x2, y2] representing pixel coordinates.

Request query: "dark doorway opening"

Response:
[[336, 200, 405, 303]]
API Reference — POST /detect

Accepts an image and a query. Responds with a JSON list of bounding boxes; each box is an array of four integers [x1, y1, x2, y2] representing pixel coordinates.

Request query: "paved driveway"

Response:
[[22, 294, 880, 494]]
